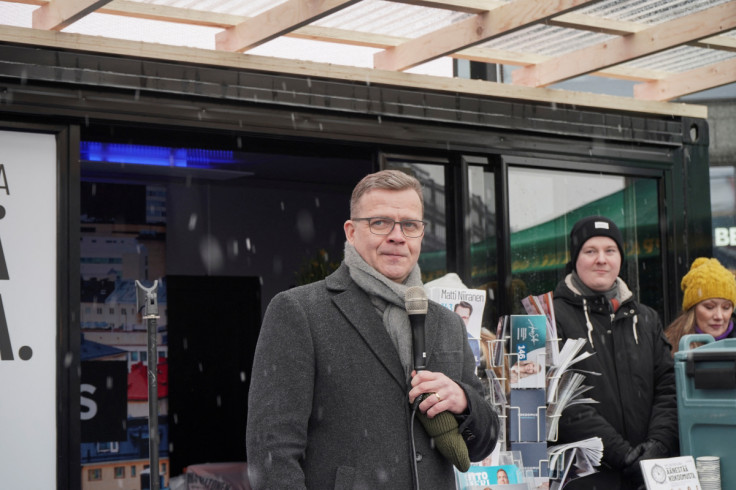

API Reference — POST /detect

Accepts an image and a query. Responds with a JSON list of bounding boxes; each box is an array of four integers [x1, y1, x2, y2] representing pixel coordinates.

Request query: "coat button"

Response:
[[415, 452, 423, 462]]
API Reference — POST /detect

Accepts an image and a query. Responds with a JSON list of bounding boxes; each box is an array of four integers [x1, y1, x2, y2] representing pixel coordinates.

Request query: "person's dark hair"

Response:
[[350, 169, 423, 217], [454, 301, 473, 314]]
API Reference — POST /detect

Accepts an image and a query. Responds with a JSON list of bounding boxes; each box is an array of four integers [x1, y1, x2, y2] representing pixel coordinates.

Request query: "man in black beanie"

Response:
[[566, 215, 625, 273], [553, 215, 678, 489]]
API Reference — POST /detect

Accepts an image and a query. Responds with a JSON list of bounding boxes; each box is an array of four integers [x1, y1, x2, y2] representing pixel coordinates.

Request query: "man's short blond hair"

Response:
[[350, 169, 424, 217]]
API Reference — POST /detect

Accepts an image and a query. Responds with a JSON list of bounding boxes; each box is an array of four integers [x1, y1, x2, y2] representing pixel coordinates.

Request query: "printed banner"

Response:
[[81, 360, 128, 442], [0, 129, 58, 488]]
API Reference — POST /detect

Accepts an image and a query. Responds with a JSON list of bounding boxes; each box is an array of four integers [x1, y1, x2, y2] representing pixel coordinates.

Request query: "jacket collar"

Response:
[[563, 274, 634, 304]]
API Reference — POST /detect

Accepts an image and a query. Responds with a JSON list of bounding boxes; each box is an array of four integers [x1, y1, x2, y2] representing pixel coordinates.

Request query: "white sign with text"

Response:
[[0, 129, 57, 489]]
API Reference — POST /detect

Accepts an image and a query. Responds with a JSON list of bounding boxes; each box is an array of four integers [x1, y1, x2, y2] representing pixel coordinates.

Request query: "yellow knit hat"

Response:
[[681, 257, 736, 311]]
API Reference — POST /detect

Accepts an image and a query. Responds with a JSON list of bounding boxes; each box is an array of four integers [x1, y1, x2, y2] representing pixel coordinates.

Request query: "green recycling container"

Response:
[[674, 334, 736, 488]]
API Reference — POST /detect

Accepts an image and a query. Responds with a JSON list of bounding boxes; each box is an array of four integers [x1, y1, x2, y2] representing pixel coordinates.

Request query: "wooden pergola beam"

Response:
[[215, 0, 361, 53], [390, 0, 500, 14], [635, 57, 736, 101], [11, 0, 736, 56], [512, 1, 736, 87], [373, 0, 600, 71], [0, 0, 731, 102], [100, 0, 243, 28], [551, 12, 736, 51], [32, 0, 113, 31], [0, 24, 708, 118]]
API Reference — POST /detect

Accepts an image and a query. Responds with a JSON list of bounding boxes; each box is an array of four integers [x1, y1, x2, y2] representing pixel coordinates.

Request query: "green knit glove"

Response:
[[417, 409, 471, 472]]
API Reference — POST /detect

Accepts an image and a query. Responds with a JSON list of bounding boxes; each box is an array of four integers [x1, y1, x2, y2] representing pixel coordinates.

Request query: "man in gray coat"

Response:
[[246, 169, 499, 489]]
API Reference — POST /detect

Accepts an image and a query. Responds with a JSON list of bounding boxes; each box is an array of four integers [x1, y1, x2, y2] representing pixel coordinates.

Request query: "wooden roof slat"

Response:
[[32, 0, 113, 31], [7, 0, 45, 6], [293, 26, 673, 81], [290, 25, 404, 48], [455, 45, 670, 80], [512, 1, 736, 87], [634, 57, 736, 100], [215, 0, 361, 53], [390, 0, 498, 14], [373, 0, 600, 71], [698, 33, 736, 52], [549, 11, 647, 36], [8, 0, 684, 83], [96, 1, 736, 56], [8, 0, 736, 58], [551, 12, 736, 52], [100, 0, 244, 28]]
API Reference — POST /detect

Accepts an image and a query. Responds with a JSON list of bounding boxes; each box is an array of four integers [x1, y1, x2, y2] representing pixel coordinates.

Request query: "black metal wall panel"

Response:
[[0, 44, 686, 147]]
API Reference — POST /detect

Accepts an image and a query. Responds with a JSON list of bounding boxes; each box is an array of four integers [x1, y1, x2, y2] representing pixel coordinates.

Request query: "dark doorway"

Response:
[[167, 275, 261, 476]]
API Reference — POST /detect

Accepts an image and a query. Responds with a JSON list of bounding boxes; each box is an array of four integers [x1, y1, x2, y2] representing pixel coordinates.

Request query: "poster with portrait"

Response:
[[455, 463, 523, 489], [455, 464, 526, 490], [427, 286, 486, 366], [509, 315, 547, 389]]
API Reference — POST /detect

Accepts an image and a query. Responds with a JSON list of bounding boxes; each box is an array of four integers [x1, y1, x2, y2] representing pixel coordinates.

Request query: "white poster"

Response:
[[0, 129, 57, 489]]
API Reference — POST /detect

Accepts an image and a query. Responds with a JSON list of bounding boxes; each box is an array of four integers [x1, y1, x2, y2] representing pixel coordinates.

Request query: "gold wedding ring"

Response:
[[435, 392, 441, 402]]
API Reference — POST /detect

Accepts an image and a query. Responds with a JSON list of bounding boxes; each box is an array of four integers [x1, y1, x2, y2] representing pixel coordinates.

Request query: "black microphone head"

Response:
[[405, 286, 428, 315]]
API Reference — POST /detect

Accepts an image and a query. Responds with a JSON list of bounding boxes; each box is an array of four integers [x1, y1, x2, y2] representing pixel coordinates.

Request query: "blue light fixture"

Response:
[[81, 142, 238, 170]]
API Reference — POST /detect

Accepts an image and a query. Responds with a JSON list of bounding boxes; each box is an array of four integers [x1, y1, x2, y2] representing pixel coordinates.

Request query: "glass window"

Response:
[[88, 469, 102, 481], [114, 466, 125, 479], [711, 166, 736, 269], [97, 441, 120, 453], [466, 163, 498, 330], [384, 159, 448, 282], [508, 167, 662, 314], [131, 465, 137, 477], [79, 136, 374, 479]]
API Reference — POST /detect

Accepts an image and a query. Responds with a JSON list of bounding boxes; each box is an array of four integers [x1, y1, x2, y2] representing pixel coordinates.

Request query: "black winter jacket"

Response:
[[553, 275, 678, 487]]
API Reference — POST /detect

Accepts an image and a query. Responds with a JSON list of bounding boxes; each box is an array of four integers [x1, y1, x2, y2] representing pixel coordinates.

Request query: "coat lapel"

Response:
[[327, 265, 408, 388], [332, 289, 408, 388]]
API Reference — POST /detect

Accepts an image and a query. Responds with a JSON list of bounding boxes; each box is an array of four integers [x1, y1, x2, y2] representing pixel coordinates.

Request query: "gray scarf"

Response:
[[571, 270, 622, 310], [343, 242, 423, 376]]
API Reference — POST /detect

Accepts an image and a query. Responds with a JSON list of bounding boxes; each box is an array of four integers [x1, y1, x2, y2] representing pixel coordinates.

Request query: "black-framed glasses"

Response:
[[352, 217, 426, 238]]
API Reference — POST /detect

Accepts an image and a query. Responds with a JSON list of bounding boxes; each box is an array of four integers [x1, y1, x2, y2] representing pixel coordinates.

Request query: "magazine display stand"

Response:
[[478, 293, 603, 490], [491, 314, 551, 486], [428, 283, 601, 489]]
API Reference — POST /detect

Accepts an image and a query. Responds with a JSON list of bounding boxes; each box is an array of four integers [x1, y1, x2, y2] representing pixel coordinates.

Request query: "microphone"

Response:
[[404, 286, 471, 472], [405, 286, 428, 371]]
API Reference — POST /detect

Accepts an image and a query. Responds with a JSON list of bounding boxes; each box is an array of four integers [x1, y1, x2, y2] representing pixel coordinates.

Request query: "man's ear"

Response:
[[344, 220, 355, 244]]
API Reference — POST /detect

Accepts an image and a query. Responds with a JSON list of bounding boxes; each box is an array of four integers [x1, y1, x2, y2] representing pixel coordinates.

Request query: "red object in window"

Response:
[[127, 361, 168, 400]]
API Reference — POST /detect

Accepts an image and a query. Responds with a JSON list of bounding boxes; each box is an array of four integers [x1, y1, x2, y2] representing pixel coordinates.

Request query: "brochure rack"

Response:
[[486, 314, 553, 484], [484, 303, 602, 489]]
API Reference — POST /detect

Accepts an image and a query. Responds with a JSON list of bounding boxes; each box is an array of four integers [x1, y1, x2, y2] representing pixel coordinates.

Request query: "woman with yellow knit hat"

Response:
[[666, 257, 736, 355]]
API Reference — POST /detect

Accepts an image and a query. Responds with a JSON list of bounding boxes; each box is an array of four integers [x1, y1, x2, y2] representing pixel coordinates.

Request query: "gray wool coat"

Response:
[[246, 264, 499, 490]]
